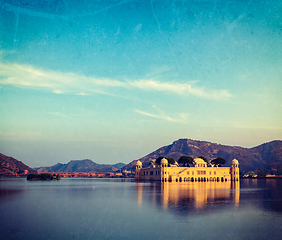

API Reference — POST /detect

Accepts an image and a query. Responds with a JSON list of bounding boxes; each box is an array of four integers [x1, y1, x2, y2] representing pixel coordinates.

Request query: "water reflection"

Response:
[[240, 178, 282, 213], [0, 188, 25, 203], [136, 181, 240, 213]]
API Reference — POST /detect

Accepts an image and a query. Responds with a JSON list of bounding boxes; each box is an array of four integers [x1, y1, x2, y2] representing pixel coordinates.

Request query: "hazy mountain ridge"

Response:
[[1, 139, 281, 175], [35, 159, 126, 173], [0, 153, 37, 177], [123, 139, 282, 172]]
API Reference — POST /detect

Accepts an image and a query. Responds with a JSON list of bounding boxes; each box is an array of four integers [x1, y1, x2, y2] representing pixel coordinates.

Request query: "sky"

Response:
[[0, 0, 281, 167]]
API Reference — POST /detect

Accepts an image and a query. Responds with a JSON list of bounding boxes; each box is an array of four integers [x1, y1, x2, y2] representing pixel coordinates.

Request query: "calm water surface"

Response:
[[0, 178, 282, 240]]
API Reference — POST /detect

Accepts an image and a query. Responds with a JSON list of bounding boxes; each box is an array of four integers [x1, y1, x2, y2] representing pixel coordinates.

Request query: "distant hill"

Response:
[[35, 159, 126, 173], [123, 139, 282, 173], [0, 153, 37, 177]]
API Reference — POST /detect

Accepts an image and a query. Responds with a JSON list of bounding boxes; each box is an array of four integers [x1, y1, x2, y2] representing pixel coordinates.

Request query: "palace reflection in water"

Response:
[[1, 178, 282, 240], [136, 181, 240, 212]]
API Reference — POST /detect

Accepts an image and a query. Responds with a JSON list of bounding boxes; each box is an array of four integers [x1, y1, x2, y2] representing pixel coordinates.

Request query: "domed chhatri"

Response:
[[232, 159, 239, 165], [194, 158, 206, 163], [136, 160, 142, 169], [193, 158, 207, 168], [135, 157, 240, 182], [160, 158, 168, 165]]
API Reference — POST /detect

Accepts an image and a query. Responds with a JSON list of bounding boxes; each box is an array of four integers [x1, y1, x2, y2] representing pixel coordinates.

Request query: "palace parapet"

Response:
[[135, 157, 239, 182]]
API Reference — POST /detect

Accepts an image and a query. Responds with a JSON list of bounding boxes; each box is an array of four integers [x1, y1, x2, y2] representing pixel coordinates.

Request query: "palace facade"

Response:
[[135, 157, 239, 182]]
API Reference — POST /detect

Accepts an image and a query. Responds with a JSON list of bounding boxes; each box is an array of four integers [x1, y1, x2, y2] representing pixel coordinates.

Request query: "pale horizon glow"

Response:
[[0, 0, 281, 167]]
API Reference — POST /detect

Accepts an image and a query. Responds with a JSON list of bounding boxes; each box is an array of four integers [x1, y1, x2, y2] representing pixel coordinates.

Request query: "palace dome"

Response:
[[232, 159, 239, 165], [136, 160, 142, 166], [194, 158, 206, 163], [160, 158, 168, 165]]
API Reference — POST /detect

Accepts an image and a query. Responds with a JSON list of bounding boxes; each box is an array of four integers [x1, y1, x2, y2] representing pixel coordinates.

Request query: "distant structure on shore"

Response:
[[135, 158, 239, 182]]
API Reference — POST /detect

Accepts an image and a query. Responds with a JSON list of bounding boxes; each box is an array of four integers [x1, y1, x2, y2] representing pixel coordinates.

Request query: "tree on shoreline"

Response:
[[27, 173, 61, 180], [178, 156, 194, 167], [198, 156, 209, 164], [156, 156, 165, 165], [155, 157, 178, 166], [211, 158, 226, 167]]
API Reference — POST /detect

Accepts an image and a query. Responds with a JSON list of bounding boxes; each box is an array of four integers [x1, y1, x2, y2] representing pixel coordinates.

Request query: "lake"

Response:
[[0, 178, 282, 240]]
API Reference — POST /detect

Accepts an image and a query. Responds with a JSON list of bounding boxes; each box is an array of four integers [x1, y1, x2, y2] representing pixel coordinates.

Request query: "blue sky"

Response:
[[0, 0, 281, 167]]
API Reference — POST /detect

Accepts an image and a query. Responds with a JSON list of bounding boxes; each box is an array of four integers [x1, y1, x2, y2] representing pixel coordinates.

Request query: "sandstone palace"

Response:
[[135, 158, 239, 182]]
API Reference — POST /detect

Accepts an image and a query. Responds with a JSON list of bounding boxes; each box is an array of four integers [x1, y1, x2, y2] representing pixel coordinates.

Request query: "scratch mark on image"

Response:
[[150, 0, 182, 73], [14, 11, 19, 47]]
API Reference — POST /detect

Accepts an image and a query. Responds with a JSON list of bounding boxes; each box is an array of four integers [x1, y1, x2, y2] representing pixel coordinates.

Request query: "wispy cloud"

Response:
[[129, 79, 231, 99], [76, 93, 90, 96], [135, 108, 188, 123], [47, 111, 96, 118], [47, 112, 69, 118], [0, 63, 231, 100]]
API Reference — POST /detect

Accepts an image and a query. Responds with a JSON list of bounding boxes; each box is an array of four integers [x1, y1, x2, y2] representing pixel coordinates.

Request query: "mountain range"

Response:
[[0, 153, 37, 177], [1, 139, 282, 176], [123, 139, 282, 173], [35, 159, 126, 173]]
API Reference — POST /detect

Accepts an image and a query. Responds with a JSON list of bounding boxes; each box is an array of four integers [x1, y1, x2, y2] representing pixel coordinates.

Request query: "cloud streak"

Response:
[[0, 63, 231, 100], [47, 112, 69, 118], [135, 109, 188, 123], [129, 80, 231, 99]]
